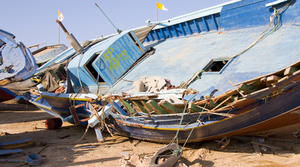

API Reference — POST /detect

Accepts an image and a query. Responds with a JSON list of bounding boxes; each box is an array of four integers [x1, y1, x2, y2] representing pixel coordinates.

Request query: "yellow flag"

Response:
[[156, 2, 168, 11], [58, 10, 64, 21]]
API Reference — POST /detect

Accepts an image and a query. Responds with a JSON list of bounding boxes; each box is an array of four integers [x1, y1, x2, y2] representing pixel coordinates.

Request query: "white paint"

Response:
[[265, 0, 289, 7]]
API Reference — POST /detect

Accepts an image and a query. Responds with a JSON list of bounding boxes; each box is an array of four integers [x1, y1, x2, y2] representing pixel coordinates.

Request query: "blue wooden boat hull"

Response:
[[28, 0, 300, 143], [29, 93, 99, 125], [106, 73, 300, 143]]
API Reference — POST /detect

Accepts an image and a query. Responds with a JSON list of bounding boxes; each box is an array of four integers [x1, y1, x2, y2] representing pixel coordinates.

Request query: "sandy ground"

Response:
[[0, 103, 300, 167]]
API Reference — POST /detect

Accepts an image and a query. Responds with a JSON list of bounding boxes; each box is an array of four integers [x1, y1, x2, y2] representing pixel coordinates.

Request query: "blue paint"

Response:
[[31, 0, 300, 126], [0, 29, 37, 81], [67, 31, 146, 91], [144, 0, 297, 42]]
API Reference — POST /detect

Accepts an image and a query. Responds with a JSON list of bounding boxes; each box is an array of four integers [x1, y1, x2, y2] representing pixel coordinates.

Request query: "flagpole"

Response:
[[58, 24, 60, 44]]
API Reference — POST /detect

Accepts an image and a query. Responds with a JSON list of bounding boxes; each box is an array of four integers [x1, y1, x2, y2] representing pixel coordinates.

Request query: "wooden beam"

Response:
[[284, 66, 298, 76], [188, 103, 209, 113], [132, 101, 149, 114], [69, 106, 80, 125], [158, 100, 182, 113], [141, 101, 157, 114], [211, 96, 232, 111], [118, 98, 135, 115], [147, 100, 170, 114], [266, 75, 280, 84]]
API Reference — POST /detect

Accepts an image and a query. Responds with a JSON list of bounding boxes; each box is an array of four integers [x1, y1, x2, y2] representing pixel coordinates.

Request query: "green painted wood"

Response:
[[141, 101, 158, 114], [188, 103, 207, 113], [119, 98, 135, 115], [132, 101, 149, 114], [158, 100, 182, 113], [146, 100, 169, 114]]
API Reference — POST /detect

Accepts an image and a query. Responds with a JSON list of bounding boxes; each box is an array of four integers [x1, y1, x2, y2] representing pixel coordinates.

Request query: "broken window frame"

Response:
[[202, 57, 232, 74], [84, 51, 106, 84]]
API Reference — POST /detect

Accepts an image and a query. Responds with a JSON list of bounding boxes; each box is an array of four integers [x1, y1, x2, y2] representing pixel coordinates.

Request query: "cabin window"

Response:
[[84, 51, 105, 83], [203, 58, 231, 73]]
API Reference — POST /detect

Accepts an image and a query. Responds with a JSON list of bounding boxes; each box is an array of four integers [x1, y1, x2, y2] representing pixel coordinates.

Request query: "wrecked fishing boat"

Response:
[[104, 62, 300, 143], [0, 29, 37, 102], [32, 44, 67, 67], [30, 0, 300, 142]]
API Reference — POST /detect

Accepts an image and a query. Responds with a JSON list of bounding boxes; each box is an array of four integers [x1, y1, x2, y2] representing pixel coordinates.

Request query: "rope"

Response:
[[169, 93, 198, 145], [182, 103, 207, 148]]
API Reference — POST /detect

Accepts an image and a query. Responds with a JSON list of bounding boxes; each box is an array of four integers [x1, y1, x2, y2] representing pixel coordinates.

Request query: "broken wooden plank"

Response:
[[69, 106, 80, 125], [266, 75, 280, 84], [239, 84, 260, 94], [211, 96, 232, 111], [118, 98, 135, 115], [158, 100, 183, 113], [278, 76, 289, 83], [284, 66, 298, 76], [200, 112, 234, 117], [132, 101, 149, 114], [146, 100, 169, 114], [123, 95, 158, 101], [141, 101, 157, 114], [260, 77, 267, 83], [188, 103, 208, 113], [228, 80, 246, 97], [94, 125, 104, 142], [213, 90, 237, 104]]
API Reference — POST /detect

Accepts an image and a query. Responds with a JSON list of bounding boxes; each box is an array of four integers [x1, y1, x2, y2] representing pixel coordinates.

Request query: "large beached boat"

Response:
[[30, 0, 300, 143]]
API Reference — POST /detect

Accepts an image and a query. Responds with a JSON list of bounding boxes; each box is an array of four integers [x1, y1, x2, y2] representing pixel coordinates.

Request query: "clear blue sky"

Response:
[[1, 0, 231, 47]]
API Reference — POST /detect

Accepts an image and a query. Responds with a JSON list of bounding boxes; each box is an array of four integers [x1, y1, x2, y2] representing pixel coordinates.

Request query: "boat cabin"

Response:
[[67, 31, 146, 93]]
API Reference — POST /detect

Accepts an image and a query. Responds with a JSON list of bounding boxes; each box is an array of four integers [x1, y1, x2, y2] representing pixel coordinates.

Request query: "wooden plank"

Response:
[[235, 61, 300, 86], [194, 99, 209, 106], [239, 84, 260, 94], [146, 100, 169, 114], [123, 95, 158, 101], [118, 98, 135, 115], [211, 96, 232, 111], [74, 103, 85, 108], [94, 125, 104, 142], [158, 100, 182, 113], [293, 69, 300, 75], [228, 80, 246, 97], [201, 112, 234, 117], [188, 103, 208, 113], [140, 101, 157, 114], [284, 66, 298, 76], [214, 98, 252, 112], [212, 90, 237, 104], [69, 106, 80, 125], [278, 76, 289, 83], [132, 101, 149, 114], [266, 75, 280, 84]]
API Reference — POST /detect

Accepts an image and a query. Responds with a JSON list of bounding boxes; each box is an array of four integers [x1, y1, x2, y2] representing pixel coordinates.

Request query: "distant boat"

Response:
[[30, 0, 300, 142], [0, 29, 37, 102], [32, 44, 67, 67]]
